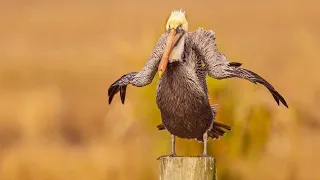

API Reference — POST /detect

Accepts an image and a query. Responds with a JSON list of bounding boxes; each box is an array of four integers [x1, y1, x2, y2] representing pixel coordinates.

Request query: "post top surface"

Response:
[[158, 156, 215, 160]]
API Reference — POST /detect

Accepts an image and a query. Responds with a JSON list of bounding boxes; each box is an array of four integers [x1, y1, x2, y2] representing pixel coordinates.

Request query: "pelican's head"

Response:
[[158, 10, 188, 77], [166, 10, 188, 32]]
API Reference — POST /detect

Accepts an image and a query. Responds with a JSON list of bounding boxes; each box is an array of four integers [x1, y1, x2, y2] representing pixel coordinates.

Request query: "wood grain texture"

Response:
[[159, 157, 216, 180]]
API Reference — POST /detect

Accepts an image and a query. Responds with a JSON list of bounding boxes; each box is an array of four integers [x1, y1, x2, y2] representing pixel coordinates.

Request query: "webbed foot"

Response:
[[157, 153, 181, 160], [196, 154, 212, 158]]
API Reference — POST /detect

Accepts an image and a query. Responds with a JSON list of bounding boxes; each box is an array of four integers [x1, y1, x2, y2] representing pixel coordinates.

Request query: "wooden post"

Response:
[[159, 157, 216, 180]]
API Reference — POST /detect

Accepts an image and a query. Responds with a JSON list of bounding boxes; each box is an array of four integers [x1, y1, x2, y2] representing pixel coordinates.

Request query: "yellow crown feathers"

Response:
[[166, 10, 188, 31]]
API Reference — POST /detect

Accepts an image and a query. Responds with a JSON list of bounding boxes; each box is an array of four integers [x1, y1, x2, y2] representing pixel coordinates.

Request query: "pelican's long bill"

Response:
[[158, 29, 182, 77]]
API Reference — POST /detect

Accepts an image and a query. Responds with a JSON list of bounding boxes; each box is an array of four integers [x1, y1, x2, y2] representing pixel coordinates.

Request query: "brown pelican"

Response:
[[108, 10, 288, 157]]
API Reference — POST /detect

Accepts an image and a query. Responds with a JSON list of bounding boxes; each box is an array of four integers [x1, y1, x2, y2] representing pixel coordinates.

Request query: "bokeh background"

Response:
[[1, 0, 319, 179]]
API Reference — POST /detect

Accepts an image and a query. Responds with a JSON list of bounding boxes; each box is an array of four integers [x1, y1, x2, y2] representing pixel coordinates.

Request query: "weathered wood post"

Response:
[[159, 157, 216, 180]]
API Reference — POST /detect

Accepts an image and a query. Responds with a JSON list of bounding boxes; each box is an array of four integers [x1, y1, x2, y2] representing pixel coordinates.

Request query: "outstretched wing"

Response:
[[191, 28, 288, 108], [108, 33, 167, 104], [227, 66, 287, 107]]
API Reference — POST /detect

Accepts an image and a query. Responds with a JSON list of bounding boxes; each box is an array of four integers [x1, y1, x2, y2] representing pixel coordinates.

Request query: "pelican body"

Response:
[[156, 34, 214, 140], [108, 10, 288, 157]]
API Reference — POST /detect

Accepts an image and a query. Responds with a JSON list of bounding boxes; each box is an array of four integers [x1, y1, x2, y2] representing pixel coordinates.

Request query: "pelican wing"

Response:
[[192, 28, 288, 108], [108, 33, 167, 104], [108, 72, 137, 104]]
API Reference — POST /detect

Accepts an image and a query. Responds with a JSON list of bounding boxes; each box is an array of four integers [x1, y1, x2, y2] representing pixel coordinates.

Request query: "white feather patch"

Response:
[[169, 35, 185, 62]]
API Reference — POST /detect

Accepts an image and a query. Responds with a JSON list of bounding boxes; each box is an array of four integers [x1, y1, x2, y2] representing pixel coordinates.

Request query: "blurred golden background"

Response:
[[1, 0, 319, 179]]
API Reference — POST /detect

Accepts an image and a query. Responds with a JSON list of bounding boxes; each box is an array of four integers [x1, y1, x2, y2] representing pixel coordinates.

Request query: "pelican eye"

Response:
[[167, 25, 172, 33]]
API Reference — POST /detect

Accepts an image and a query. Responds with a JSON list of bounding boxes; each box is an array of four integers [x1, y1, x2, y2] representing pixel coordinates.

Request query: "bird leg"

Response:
[[157, 134, 178, 160], [170, 134, 176, 156], [197, 131, 210, 157], [202, 131, 208, 156]]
